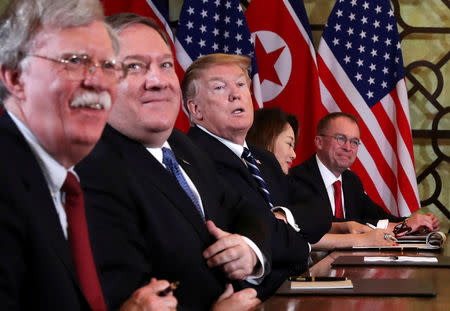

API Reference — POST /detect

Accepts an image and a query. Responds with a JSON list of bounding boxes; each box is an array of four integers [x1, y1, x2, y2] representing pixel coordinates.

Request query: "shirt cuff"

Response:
[[272, 206, 301, 232], [241, 236, 266, 285]]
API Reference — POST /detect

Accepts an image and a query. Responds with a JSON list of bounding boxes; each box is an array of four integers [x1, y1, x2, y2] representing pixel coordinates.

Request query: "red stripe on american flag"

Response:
[[391, 86, 415, 163], [390, 88, 420, 212]]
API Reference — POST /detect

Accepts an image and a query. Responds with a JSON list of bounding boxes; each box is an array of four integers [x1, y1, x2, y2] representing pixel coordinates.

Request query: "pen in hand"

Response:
[[366, 223, 398, 243], [158, 281, 180, 297]]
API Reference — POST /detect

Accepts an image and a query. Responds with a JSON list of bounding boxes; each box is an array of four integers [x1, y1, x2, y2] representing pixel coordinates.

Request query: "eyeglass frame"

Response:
[[318, 134, 361, 149], [27, 54, 128, 82]]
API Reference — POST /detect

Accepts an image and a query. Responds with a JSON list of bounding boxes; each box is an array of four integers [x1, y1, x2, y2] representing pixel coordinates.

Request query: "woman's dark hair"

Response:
[[247, 107, 299, 152]]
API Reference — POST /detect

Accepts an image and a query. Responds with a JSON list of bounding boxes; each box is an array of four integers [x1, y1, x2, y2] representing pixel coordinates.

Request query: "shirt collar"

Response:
[[145, 141, 171, 165], [196, 124, 248, 158], [316, 154, 342, 189], [8, 111, 72, 194]]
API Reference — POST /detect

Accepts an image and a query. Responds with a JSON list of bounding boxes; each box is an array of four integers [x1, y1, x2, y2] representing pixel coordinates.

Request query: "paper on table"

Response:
[[290, 279, 353, 289], [364, 256, 438, 263]]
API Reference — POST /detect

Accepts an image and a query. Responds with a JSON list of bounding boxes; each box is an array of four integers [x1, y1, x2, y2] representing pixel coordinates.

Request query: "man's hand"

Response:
[[211, 284, 261, 311], [406, 213, 440, 233], [346, 221, 372, 234], [203, 220, 257, 280], [354, 229, 397, 247], [120, 278, 177, 311]]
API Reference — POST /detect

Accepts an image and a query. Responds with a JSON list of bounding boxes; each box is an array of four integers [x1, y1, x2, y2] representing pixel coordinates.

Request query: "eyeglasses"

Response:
[[28, 54, 127, 82], [319, 134, 361, 149]]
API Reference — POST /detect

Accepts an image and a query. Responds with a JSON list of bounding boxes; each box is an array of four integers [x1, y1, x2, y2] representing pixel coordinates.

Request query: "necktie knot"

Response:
[[62, 172, 82, 198], [241, 147, 274, 209], [162, 147, 177, 169], [333, 180, 341, 191], [241, 147, 253, 162]]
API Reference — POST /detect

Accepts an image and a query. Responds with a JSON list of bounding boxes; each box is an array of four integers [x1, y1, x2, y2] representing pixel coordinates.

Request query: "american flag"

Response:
[[317, 0, 420, 216], [174, 0, 262, 106]]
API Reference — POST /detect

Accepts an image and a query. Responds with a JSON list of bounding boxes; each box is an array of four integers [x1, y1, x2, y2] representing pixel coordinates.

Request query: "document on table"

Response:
[[290, 279, 353, 289], [364, 256, 438, 263]]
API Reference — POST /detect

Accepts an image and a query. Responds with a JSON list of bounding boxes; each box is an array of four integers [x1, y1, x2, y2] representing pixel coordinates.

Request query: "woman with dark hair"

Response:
[[247, 107, 299, 174]]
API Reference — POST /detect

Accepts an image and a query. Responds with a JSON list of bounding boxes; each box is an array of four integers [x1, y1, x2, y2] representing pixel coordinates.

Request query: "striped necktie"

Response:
[[162, 147, 205, 222], [241, 147, 274, 209]]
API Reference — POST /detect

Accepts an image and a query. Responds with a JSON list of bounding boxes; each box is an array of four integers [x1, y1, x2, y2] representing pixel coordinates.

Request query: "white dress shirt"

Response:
[[316, 154, 345, 218]]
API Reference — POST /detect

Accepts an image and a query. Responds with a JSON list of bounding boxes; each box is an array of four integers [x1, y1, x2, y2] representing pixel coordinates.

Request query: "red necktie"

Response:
[[333, 180, 344, 219], [63, 172, 107, 311]]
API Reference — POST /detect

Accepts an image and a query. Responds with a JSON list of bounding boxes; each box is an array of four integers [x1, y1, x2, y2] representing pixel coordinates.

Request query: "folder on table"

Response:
[[276, 278, 436, 296]]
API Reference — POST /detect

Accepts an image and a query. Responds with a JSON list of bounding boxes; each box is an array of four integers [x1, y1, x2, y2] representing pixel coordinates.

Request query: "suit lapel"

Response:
[[309, 156, 333, 211], [1, 113, 83, 293], [341, 171, 356, 219], [188, 126, 260, 191], [105, 127, 210, 243]]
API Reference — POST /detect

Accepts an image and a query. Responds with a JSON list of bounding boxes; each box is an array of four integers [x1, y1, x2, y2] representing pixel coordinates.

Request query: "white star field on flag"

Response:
[[322, 0, 405, 107], [176, 0, 254, 60]]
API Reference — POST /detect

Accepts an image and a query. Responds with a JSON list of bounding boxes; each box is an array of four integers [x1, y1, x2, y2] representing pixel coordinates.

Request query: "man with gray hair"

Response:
[[0, 1, 176, 310]]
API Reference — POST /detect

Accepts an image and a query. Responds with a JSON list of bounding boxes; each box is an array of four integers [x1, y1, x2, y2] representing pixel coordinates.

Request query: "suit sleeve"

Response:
[[349, 173, 405, 224], [284, 175, 332, 244]]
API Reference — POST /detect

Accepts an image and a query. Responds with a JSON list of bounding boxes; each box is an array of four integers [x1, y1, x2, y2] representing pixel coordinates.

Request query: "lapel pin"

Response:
[[181, 159, 191, 165]]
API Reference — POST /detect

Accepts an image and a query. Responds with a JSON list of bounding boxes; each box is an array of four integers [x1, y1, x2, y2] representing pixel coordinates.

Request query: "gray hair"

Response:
[[0, 0, 119, 104]]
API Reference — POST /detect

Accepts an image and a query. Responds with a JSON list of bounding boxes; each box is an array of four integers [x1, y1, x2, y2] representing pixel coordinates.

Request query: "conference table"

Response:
[[254, 236, 450, 311]]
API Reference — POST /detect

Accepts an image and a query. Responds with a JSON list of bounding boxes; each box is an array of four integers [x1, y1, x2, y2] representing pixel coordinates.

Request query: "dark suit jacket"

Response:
[[289, 155, 404, 225], [187, 126, 331, 295], [0, 113, 90, 311], [76, 125, 271, 311]]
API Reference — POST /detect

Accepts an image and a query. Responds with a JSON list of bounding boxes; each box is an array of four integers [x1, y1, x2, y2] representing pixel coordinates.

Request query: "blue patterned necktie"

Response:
[[162, 147, 205, 222], [241, 147, 274, 209]]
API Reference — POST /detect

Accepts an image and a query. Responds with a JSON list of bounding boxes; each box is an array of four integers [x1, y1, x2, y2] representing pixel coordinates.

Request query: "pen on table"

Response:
[[290, 276, 347, 282], [366, 223, 377, 230], [158, 281, 179, 297]]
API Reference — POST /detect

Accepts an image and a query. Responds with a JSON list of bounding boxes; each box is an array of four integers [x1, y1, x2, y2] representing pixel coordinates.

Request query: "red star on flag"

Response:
[[254, 34, 285, 86]]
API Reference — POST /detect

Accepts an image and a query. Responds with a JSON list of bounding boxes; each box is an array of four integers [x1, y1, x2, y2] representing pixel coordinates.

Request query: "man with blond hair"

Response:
[[184, 53, 332, 296]]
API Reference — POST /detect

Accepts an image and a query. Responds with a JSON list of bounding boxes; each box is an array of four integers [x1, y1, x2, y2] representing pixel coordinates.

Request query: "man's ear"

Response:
[[186, 99, 202, 121], [0, 66, 26, 100], [314, 136, 322, 150]]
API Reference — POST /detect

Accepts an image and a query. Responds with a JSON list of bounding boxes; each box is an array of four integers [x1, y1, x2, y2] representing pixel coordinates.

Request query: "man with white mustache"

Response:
[[0, 1, 176, 310]]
